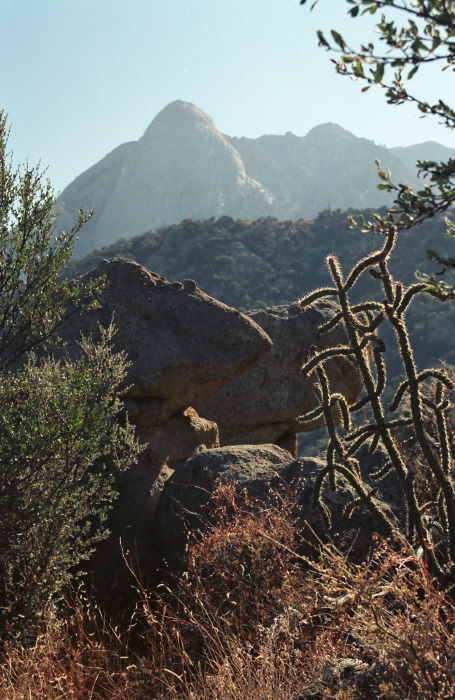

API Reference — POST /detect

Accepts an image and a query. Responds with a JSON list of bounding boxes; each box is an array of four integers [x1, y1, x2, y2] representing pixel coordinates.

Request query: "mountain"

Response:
[[389, 141, 455, 171], [57, 101, 273, 258], [227, 124, 414, 219], [55, 101, 454, 258]]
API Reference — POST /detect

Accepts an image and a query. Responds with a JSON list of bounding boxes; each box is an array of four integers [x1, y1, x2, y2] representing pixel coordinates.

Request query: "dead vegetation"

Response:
[[1, 478, 455, 700]]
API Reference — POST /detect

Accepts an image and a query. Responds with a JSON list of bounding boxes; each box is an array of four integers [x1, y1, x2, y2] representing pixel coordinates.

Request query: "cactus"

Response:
[[299, 227, 455, 584]]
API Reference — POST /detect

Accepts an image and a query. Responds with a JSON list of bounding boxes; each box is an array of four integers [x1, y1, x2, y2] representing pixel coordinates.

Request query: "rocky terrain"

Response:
[[57, 257, 364, 599]]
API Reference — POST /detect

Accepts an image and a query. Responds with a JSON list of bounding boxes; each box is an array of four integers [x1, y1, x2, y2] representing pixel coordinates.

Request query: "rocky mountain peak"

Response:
[[141, 100, 217, 141], [304, 122, 357, 144], [57, 101, 273, 258]]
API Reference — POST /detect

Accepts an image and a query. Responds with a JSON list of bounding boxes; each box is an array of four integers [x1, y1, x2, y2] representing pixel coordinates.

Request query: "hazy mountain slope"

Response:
[[57, 101, 273, 258], [390, 141, 455, 172], [228, 123, 414, 218]]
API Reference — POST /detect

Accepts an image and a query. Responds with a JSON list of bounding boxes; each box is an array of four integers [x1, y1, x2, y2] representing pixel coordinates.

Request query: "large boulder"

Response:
[[196, 300, 362, 449], [154, 444, 293, 572], [56, 257, 273, 602], [89, 407, 219, 603], [60, 257, 272, 422], [154, 443, 404, 574]]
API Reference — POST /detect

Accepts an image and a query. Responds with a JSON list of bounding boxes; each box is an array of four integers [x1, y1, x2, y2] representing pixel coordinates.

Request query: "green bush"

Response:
[[0, 113, 139, 638], [0, 111, 101, 372], [0, 327, 139, 636]]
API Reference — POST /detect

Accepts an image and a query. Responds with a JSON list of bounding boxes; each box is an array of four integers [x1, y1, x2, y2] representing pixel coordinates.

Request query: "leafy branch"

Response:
[[301, 0, 455, 289]]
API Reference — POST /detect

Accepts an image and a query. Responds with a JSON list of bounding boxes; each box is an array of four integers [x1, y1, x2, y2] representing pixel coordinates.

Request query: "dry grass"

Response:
[[1, 481, 455, 699], [0, 592, 144, 700]]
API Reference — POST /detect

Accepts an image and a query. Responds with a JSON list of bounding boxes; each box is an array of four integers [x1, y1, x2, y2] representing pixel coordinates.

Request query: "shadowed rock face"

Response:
[[59, 257, 272, 423], [89, 407, 220, 603], [154, 443, 401, 574], [154, 444, 293, 572], [196, 300, 362, 448]]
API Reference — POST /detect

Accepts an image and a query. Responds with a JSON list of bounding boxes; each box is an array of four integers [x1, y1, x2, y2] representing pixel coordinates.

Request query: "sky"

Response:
[[2, 0, 455, 195]]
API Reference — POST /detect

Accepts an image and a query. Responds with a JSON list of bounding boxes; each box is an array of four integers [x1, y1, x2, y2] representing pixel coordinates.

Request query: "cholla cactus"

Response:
[[299, 227, 455, 584]]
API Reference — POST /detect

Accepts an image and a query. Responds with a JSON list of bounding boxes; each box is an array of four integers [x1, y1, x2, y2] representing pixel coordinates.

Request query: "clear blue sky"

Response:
[[2, 0, 454, 194]]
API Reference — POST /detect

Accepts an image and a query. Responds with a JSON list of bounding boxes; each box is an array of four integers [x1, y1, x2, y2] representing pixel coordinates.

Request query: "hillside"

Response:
[[66, 210, 455, 375], [55, 101, 453, 259]]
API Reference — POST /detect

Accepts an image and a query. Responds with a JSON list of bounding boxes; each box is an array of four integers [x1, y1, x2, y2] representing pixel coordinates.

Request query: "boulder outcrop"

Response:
[[154, 443, 403, 574], [196, 301, 362, 452], [154, 444, 292, 572], [55, 258, 370, 602], [89, 407, 220, 601], [56, 257, 271, 600], [59, 257, 272, 421], [52, 256, 276, 600]]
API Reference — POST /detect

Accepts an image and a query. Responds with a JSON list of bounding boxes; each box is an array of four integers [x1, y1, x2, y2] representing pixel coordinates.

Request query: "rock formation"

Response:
[[55, 257, 366, 600], [154, 444, 292, 572], [196, 301, 362, 453], [154, 443, 403, 574], [55, 257, 273, 600], [59, 257, 272, 420], [90, 407, 220, 602]]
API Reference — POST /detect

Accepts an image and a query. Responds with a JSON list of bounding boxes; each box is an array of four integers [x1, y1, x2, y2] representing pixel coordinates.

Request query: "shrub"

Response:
[[135, 484, 455, 699], [0, 112, 139, 639], [1, 482, 455, 698], [0, 110, 99, 371], [0, 589, 142, 700], [0, 326, 139, 637]]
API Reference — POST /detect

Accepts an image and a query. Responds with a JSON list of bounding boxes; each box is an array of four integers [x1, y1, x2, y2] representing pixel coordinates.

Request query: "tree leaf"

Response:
[[331, 30, 347, 50], [373, 62, 385, 83], [317, 30, 330, 48]]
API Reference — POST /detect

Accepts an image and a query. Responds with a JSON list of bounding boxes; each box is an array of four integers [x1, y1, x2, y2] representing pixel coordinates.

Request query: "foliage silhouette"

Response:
[[0, 111, 104, 370], [0, 114, 139, 638], [301, 0, 455, 292]]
